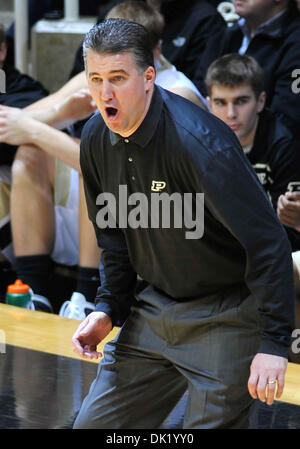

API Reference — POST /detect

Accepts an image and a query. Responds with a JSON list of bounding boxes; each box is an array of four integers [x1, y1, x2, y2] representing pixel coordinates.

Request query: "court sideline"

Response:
[[0, 303, 299, 429]]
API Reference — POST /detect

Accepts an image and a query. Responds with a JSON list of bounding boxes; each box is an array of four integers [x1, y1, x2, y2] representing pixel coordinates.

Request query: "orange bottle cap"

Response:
[[7, 279, 30, 294]]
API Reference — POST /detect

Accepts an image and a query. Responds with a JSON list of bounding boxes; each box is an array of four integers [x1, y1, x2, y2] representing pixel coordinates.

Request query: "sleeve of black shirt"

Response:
[[80, 120, 137, 326], [187, 139, 295, 358]]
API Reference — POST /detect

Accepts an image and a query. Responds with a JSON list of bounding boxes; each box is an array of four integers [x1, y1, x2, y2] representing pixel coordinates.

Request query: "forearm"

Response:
[[23, 104, 68, 129], [24, 71, 87, 113], [27, 119, 80, 171], [94, 231, 137, 327], [23, 71, 88, 128], [246, 257, 295, 357]]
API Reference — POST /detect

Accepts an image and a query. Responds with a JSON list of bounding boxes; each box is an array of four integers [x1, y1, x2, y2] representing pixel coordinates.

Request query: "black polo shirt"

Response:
[[80, 85, 294, 358]]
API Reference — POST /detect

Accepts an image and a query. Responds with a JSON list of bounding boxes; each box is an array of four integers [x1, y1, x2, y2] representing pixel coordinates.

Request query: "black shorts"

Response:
[[0, 143, 18, 167]]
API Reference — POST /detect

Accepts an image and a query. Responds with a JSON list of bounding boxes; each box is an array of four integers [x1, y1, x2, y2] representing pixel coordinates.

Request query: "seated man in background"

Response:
[[205, 53, 300, 251], [0, 0, 207, 318], [146, 0, 227, 82], [0, 24, 48, 112], [0, 23, 48, 291], [195, 0, 300, 139], [0, 88, 98, 313]]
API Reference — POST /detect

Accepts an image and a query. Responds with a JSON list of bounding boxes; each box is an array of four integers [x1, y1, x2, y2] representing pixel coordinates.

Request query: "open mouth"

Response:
[[106, 107, 118, 119]]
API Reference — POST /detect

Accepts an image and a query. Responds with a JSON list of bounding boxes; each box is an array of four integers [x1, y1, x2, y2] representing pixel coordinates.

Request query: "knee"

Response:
[[11, 145, 50, 186]]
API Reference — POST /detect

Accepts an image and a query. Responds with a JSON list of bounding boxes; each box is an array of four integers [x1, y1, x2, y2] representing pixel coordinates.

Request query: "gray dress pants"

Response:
[[74, 283, 260, 429]]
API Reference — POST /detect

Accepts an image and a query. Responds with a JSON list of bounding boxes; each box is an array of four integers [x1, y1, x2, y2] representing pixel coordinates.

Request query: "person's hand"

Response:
[[247, 353, 288, 405], [72, 311, 112, 360], [277, 192, 300, 230], [0, 105, 32, 145], [55, 88, 97, 124]]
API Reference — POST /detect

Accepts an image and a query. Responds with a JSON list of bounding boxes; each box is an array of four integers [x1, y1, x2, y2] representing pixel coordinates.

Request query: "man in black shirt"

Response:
[[72, 19, 295, 429], [205, 53, 300, 251]]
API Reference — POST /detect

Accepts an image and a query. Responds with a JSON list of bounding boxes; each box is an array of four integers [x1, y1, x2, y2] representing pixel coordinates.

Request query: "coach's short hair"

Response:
[[205, 53, 264, 98], [83, 18, 155, 74]]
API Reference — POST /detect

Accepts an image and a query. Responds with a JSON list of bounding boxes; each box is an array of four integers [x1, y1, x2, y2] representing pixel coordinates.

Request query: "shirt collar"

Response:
[[242, 143, 253, 154], [109, 85, 163, 148], [238, 8, 287, 38]]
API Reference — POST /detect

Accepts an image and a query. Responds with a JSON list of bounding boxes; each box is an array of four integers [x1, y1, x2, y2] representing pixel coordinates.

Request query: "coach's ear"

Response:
[[144, 66, 155, 92]]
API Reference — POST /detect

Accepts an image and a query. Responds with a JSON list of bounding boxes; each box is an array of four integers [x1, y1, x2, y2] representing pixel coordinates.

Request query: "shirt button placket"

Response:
[[124, 139, 136, 183]]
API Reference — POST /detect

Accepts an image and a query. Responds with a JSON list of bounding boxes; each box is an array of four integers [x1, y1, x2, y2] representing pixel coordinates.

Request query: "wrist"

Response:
[[91, 311, 113, 331], [27, 118, 43, 144], [52, 102, 65, 123]]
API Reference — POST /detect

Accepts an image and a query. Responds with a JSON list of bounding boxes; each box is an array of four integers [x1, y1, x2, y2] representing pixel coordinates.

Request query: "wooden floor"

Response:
[[0, 303, 119, 363], [0, 302, 300, 429]]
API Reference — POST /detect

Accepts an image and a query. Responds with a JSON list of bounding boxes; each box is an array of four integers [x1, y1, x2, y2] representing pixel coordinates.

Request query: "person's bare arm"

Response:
[[22, 71, 89, 127], [0, 106, 80, 171], [167, 86, 208, 110], [25, 81, 96, 133], [24, 71, 87, 113], [50, 88, 97, 129]]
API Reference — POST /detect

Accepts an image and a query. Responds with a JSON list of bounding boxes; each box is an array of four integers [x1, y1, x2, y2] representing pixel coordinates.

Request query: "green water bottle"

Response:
[[6, 279, 32, 309]]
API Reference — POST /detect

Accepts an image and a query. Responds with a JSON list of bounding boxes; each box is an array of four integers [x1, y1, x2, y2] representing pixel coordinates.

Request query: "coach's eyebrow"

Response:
[[88, 69, 128, 78]]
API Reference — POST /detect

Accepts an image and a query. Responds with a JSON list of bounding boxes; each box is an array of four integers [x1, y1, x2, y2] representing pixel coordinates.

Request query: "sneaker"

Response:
[[59, 292, 95, 320], [29, 289, 53, 313]]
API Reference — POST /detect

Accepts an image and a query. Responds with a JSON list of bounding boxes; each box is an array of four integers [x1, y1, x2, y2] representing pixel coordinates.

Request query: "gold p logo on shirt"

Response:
[[151, 181, 166, 192]]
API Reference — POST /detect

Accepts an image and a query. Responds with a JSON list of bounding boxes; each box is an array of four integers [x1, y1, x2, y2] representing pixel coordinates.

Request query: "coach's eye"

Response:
[[112, 76, 124, 83], [91, 77, 102, 84]]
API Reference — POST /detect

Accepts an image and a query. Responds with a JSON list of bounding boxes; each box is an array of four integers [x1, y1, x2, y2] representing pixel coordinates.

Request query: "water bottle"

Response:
[[6, 279, 32, 309]]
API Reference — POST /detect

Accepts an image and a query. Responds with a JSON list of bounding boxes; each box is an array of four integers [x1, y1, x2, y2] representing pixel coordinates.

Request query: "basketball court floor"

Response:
[[0, 302, 299, 430]]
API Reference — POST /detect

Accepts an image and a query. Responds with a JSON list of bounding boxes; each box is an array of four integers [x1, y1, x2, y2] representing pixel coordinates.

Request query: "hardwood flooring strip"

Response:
[[0, 303, 299, 405], [0, 303, 118, 363]]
